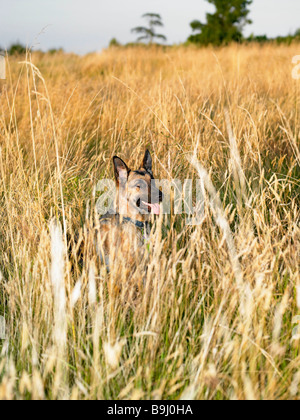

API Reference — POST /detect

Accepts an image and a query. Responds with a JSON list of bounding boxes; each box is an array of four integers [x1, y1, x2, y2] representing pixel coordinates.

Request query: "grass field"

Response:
[[0, 44, 299, 400]]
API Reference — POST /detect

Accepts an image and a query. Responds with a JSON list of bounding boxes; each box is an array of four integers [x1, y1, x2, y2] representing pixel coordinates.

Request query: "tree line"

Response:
[[2, 0, 299, 55], [0, 43, 65, 56], [113, 0, 300, 47]]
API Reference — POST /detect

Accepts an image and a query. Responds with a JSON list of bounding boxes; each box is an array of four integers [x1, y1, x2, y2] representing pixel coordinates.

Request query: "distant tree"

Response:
[[276, 35, 294, 45], [188, 0, 253, 46], [109, 38, 121, 48], [131, 13, 167, 44], [246, 28, 300, 45], [8, 43, 26, 55], [247, 34, 268, 44], [48, 47, 64, 55], [294, 29, 300, 40]]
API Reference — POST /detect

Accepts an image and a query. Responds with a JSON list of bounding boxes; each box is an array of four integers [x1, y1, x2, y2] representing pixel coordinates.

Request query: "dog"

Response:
[[67, 149, 163, 299], [86, 149, 163, 279]]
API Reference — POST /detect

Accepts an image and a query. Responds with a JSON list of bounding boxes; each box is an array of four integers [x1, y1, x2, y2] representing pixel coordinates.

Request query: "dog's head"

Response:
[[113, 150, 163, 220]]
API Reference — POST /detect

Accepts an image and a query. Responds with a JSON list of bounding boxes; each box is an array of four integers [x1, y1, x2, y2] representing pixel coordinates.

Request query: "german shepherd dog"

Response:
[[95, 150, 163, 276]]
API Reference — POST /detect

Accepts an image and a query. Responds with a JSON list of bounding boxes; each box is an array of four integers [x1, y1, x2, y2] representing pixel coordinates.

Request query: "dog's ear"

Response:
[[113, 156, 130, 184], [142, 149, 152, 174]]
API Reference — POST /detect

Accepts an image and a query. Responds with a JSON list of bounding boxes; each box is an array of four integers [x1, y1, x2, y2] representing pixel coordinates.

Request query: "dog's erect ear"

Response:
[[142, 149, 152, 174], [113, 156, 130, 183]]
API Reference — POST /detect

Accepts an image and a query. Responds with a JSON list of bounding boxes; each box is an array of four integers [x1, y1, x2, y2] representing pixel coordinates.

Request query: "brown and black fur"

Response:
[[96, 150, 163, 273], [70, 150, 162, 281]]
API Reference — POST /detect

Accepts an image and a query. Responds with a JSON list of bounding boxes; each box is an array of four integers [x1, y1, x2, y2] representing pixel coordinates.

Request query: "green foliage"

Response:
[[48, 48, 64, 55], [8, 42, 26, 55], [247, 34, 268, 44], [188, 0, 253, 46], [132, 13, 167, 44], [246, 28, 300, 45], [274, 28, 300, 45], [109, 38, 121, 48]]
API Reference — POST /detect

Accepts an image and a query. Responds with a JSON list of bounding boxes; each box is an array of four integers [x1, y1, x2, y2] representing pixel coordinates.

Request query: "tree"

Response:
[[8, 42, 26, 55], [109, 38, 121, 48], [295, 29, 300, 40], [48, 48, 64, 55], [131, 13, 167, 44], [188, 0, 252, 46]]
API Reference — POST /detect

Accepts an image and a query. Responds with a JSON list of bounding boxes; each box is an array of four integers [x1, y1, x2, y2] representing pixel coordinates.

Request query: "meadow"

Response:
[[0, 44, 299, 400]]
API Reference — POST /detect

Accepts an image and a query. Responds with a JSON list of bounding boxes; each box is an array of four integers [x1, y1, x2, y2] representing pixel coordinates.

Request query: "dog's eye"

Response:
[[135, 186, 140, 191]]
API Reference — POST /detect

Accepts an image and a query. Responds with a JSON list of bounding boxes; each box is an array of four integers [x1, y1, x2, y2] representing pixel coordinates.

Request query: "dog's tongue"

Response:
[[142, 202, 160, 215]]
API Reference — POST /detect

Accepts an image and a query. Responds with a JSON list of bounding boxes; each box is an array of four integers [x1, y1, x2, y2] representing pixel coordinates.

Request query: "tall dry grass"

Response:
[[0, 44, 299, 400]]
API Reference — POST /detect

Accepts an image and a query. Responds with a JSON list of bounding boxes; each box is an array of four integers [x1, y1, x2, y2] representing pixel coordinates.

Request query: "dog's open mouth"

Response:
[[142, 201, 161, 215]]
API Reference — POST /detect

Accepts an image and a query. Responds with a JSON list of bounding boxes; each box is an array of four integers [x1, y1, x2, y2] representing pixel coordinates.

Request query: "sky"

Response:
[[1, 0, 300, 54]]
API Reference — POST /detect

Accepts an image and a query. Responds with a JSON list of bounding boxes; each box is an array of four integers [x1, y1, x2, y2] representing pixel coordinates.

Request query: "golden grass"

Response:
[[0, 44, 299, 400]]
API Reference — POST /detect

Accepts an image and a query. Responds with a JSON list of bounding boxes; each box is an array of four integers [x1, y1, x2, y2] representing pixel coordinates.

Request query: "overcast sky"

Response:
[[1, 0, 300, 54]]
